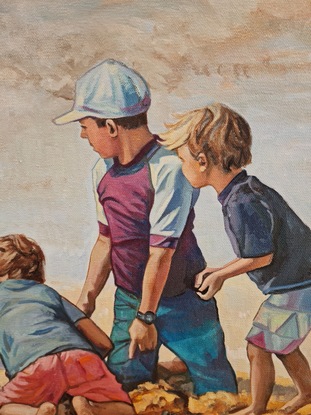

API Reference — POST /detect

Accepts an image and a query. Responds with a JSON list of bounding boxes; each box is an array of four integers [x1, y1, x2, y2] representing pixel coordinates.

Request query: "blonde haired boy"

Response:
[[161, 103, 311, 415]]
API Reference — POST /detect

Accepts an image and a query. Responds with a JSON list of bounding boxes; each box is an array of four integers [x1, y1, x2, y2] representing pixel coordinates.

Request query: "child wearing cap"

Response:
[[53, 60, 238, 395], [160, 103, 311, 415], [0, 234, 135, 415]]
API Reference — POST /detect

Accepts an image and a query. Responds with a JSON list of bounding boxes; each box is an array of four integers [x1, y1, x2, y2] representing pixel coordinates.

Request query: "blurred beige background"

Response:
[[0, 0, 310, 380]]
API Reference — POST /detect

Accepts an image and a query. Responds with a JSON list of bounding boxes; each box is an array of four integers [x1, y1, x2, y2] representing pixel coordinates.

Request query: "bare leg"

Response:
[[0, 402, 56, 415], [158, 357, 187, 374], [277, 348, 311, 413], [72, 396, 136, 415], [233, 343, 275, 415]]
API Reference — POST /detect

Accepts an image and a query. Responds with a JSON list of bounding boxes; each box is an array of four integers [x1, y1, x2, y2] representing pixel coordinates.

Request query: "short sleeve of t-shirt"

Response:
[[225, 196, 274, 258], [61, 297, 86, 324], [92, 158, 110, 235], [149, 150, 197, 248]]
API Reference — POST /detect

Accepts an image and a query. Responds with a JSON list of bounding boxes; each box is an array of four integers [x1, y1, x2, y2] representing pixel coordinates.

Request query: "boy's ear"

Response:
[[106, 119, 118, 137], [197, 152, 208, 171]]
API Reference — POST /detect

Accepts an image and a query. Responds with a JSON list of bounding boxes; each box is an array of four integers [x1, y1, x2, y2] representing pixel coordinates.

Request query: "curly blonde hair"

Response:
[[160, 103, 252, 172], [0, 234, 45, 282]]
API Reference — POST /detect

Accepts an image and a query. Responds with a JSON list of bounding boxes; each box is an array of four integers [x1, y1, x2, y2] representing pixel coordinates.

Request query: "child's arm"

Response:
[[195, 254, 273, 300], [77, 234, 112, 317], [76, 318, 113, 359], [196, 259, 240, 282]]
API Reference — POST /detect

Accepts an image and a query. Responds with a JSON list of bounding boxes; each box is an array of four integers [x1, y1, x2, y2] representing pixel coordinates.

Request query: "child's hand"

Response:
[[128, 318, 158, 359], [77, 294, 96, 317], [195, 271, 225, 300], [194, 267, 220, 292]]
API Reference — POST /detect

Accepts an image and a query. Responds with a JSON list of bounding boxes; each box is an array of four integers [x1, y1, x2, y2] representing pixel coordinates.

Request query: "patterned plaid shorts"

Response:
[[246, 285, 311, 354]]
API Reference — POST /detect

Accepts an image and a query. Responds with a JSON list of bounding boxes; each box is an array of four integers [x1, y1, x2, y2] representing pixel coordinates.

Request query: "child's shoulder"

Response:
[[0, 280, 61, 315], [225, 175, 276, 215], [148, 142, 180, 163], [34, 282, 62, 300], [226, 175, 263, 202], [0, 279, 58, 295]]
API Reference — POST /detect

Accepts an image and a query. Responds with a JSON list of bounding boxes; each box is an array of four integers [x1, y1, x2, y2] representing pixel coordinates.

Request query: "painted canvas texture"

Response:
[[0, 1, 310, 414]]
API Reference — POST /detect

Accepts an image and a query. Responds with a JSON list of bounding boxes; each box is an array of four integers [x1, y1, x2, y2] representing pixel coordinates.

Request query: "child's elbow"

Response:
[[99, 339, 114, 358], [260, 253, 274, 268], [102, 336, 114, 352], [106, 338, 114, 351], [266, 252, 274, 265], [250, 253, 274, 269]]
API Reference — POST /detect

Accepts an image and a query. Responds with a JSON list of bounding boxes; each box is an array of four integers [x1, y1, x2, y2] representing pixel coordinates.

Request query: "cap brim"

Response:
[[53, 110, 93, 125]]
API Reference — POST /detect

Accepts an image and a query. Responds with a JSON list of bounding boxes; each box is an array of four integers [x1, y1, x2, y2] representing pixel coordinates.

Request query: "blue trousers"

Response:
[[107, 288, 237, 395]]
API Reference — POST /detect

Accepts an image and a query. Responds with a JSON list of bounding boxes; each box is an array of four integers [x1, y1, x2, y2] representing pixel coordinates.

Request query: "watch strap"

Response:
[[136, 310, 156, 325]]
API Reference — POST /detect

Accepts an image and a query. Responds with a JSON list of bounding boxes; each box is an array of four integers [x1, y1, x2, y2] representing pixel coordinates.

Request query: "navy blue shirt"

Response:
[[218, 170, 311, 294], [0, 280, 94, 379]]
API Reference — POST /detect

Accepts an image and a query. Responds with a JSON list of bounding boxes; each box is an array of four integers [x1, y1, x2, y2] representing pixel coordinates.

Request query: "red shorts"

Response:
[[0, 350, 131, 407]]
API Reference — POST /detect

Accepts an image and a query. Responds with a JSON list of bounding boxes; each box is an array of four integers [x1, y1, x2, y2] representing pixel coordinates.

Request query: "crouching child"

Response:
[[0, 234, 135, 415]]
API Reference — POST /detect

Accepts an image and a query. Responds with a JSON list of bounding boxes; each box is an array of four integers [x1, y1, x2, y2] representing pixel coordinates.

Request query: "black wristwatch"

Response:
[[136, 310, 156, 325]]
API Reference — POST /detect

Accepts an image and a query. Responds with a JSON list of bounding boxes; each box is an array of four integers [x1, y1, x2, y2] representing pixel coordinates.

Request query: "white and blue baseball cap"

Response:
[[53, 59, 151, 125]]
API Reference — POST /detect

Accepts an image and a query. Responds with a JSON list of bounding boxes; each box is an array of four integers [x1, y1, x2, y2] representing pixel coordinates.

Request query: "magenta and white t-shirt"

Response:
[[93, 137, 206, 297]]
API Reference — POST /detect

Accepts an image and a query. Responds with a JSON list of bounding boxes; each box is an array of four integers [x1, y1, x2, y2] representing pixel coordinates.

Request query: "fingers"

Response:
[[129, 339, 138, 359], [148, 335, 158, 351], [129, 328, 158, 359], [199, 278, 210, 293], [76, 300, 95, 317], [196, 289, 213, 301], [151, 336, 158, 350], [138, 331, 157, 352], [194, 271, 213, 291], [194, 272, 204, 289], [129, 338, 156, 358], [83, 305, 94, 318], [196, 280, 221, 301]]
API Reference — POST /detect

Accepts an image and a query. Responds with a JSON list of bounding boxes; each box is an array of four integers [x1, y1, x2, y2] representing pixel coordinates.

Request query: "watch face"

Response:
[[145, 312, 155, 324], [137, 311, 155, 324]]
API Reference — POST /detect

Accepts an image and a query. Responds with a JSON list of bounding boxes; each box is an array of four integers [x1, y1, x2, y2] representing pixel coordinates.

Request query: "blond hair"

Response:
[[0, 234, 45, 282], [160, 103, 252, 172]]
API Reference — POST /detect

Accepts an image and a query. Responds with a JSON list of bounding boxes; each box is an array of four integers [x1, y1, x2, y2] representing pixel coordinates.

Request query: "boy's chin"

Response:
[[190, 181, 205, 189]]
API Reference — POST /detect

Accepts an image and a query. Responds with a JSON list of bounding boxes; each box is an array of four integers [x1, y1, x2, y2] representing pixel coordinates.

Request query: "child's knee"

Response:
[[275, 347, 301, 362], [246, 342, 267, 362]]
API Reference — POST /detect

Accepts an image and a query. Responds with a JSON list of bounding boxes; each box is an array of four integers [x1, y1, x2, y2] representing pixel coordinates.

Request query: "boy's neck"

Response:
[[118, 126, 154, 165], [209, 167, 243, 195]]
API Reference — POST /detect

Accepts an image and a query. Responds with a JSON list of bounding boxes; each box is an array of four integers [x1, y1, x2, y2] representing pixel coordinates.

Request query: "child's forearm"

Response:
[[215, 254, 273, 281], [77, 233, 112, 317], [196, 254, 273, 300], [221, 257, 240, 268], [77, 318, 113, 358]]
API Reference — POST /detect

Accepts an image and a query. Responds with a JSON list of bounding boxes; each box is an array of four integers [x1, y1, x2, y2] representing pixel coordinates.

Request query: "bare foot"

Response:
[[72, 396, 135, 415], [230, 405, 266, 415], [280, 393, 311, 414], [36, 403, 57, 415], [72, 397, 92, 415]]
